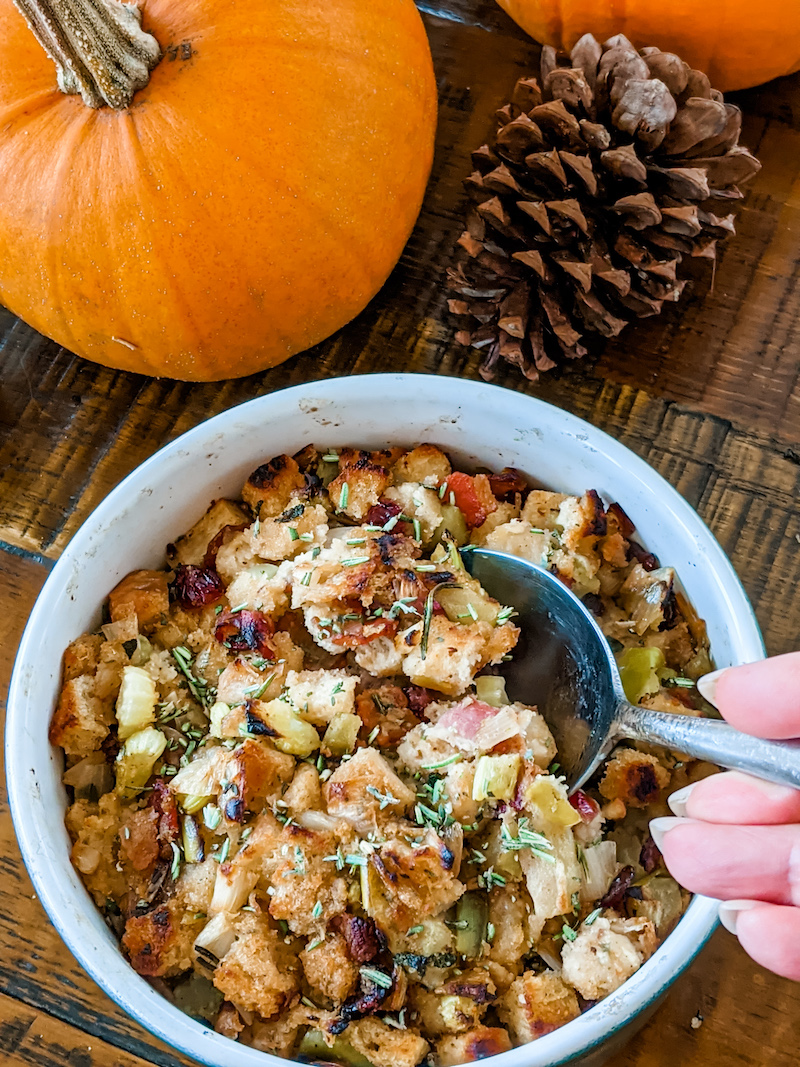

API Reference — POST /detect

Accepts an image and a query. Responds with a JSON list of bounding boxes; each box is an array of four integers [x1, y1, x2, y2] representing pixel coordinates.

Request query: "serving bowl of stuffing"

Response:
[[7, 374, 764, 1067]]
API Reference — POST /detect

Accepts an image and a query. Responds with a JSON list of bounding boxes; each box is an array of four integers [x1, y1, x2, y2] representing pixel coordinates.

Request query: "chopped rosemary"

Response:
[[243, 673, 275, 700], [367, 726, 380, 744], [342, 556, 370, 567], [421, 753, 462, 771], [584, 908, 602, 926], [477, 867, 506, 890], [306, 937, 324, 951], [561, 923, 578, 942], [486, 921, 495, 942], [311, 901, 323, 920], [202, 804, 222, 831], [360, 967, 393, 990], [500, 819, 555, 862], [495, 606, 516, 625], [339, 482, 349, 510], [288, 527, 300, 541], [366, 784, 401, 809], [420, 581, 460, 660], [323, 847, 346, 871], [322, 452, 339, 463], [413, 518, 421, 541], [344, 853, 367, 868], [311, 546, 321, 559], [171, 645, 214, 708], [530, 527, 545, 535], [415, 563, 437, 572], [300, 570, 313, 586], [407, 925, 424, 936]]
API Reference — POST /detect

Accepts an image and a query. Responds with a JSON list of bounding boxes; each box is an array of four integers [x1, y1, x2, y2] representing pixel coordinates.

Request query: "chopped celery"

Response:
[[180, 792, 215, 815], [616, 646, 666, 704], [181, 814, 205, 864], [524, 776, 581, 827], [298, 1030, 374, 1067], [454, 892, 487, 957], [257, 698, 320, 756], [115, 665, 157, 739], [115, 726, 166, 797], [472, 754, 521, 802], [475, 675, 508, 708], [322, 712, 361, 756]]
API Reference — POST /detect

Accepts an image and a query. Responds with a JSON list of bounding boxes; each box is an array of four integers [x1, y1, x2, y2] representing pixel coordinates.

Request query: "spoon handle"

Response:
[[614, 701, 800, 790]]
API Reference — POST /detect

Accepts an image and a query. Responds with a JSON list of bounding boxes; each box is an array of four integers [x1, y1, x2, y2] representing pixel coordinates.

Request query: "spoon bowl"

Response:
[[462, 545, 800, 792]]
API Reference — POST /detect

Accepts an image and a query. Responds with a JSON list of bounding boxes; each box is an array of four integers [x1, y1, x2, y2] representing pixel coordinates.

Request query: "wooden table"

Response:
[[1, 2, 799, 1064]]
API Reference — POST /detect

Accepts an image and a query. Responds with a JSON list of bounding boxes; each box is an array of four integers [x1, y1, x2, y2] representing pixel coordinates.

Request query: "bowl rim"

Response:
[[7, 372, 766, 1067]]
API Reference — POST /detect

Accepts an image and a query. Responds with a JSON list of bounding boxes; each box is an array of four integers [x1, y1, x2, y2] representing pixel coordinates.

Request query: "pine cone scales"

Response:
[[448, 33, 761, 380]]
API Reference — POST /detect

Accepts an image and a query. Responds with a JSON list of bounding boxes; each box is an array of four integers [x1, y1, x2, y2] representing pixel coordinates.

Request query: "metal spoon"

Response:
[[461, 545, 800, 792]]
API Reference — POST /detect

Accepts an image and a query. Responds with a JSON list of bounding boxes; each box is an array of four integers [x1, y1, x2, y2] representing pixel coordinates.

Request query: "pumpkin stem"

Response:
[[14, 0, 161, 109]]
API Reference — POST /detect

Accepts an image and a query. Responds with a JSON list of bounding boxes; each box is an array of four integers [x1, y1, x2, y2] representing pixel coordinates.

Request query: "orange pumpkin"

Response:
[[0, 0, 437, 380], [495, 0, 800, 91]]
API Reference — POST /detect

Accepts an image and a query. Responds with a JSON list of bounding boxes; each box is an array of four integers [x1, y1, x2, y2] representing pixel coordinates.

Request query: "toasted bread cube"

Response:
[[436, 1027, 513, 1065], [213, 912, 298, 1018], [123, 899, 201, 978], [561, 916, 657, 1000], [301, 931, 359, 1002], [470, 502, 520, 546], [108, 569, 169, 631], [384, 483, 444, 542], [284, 762, 322, 814], [599, 747, 670, 808], [242, 454, 305, 518], [62, 633, 104, 681], [224, 561, 290, 617], [249, 504, 329, 562], [328, 456, 391, 521], [323, 748, 415, 831], [392, 445, 452, 486], [284, 668, 357, 726], [400, 616, 489, 697], [484, 519, 548, 563], [520, 490, 569, 530], [168, 498, 250, 566], [497, 971, 580, 1042], [50, 674, 113, 755], [346, 1018, 429, 1067]]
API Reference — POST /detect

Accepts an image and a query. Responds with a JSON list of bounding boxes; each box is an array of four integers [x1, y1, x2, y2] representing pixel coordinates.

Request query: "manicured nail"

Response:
[[668, 782, 698, 817], [697, 667, 727, 707], [718, 900, 758, 935], [649, 815, 696, 851]]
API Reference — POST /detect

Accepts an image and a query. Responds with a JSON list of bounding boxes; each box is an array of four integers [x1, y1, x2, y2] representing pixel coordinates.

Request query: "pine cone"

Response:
[[448, 33, 761, 381]]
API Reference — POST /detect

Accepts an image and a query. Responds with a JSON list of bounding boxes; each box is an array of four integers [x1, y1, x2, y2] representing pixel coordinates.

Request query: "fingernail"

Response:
[[668, 782, 698, 817], [697, 667, 727, 707], [718, 900, 758, 935], [649, 815, 693, 851]]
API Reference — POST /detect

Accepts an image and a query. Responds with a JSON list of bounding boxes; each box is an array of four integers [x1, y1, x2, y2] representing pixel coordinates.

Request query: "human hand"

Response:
[[649, 652, 800, 981]]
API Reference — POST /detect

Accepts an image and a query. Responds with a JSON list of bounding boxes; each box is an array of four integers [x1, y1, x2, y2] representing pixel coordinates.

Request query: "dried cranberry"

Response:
[[581, 593, 605, 617], [639, 835, 663, 874], [214, 609, 274, 656], [366, 499, 403, 528], [338, 915, 382, 963], [628, 540, 660, 572], [407, 685, 434, 716], [173, 564, 224, 608], [584, 490, 608, 537], [599, 865, 635, 909], [569, 789, 600, 821]]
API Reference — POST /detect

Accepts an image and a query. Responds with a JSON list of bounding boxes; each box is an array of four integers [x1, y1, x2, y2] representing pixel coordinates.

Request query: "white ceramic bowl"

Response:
[[7, 374, 764, 1067]]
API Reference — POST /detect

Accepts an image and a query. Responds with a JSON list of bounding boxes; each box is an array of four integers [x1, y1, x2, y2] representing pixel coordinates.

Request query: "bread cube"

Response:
[[497, 971, 580, 1042]]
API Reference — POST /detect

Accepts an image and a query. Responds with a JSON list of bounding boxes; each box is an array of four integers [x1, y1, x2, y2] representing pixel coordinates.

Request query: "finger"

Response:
[[720, 901, 800, 982], [699, 653, 800, 739], [650, 818, 800, 906], [668, 771, 800, 824]]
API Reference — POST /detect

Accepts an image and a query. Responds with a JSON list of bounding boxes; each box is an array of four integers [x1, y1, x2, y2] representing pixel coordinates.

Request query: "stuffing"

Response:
[[470, 502, 521, 546], [108, 569, 170, 631], [346, 1018, 429, 1067], [50, 674, 114, 755], [599, 748, 670, 808], [328, 451, 393, 521], [213, 912, 299, 1018], [284, 667, 357, 726], [54, 443, 711, 1060], [62, 633, 103, 681], [520, 490, 568, 530], [242, 454, 305, 517], [400, 617, 517, 697], [168, 498, 250, 567], [284, 762, 322, 814], [123, 900, 203, 978], [409, 987, 483, 1035], [560, 916, 657, 1001], [223, 561, 292, 617], [249, 503, 329, 562], [384, 482, 444, 542], [392, 444, 452, 486], [484, 520, 548, 563], [497, 972, 581, 1042], [324, 748, 416, 832], [301, 931, 360, 1002], [436, 1027, 513, 1065]]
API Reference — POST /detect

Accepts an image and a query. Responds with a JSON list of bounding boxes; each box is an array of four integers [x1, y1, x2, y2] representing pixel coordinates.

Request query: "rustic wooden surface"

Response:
[[1, 1, 799, 1064]]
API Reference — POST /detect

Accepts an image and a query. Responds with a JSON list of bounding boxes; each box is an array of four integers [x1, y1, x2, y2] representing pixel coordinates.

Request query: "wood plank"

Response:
[[0, 989, 178, 1067]]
